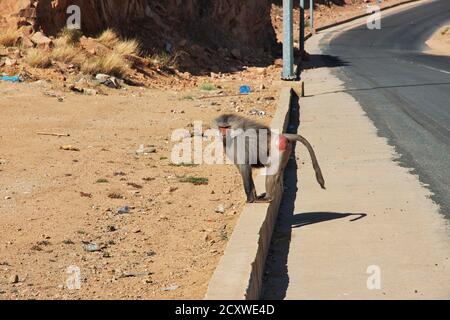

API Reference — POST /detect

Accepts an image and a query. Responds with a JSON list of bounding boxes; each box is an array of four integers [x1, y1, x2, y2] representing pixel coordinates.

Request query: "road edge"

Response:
[[204, 85, 298, 300], [304, 0, 423, 42]]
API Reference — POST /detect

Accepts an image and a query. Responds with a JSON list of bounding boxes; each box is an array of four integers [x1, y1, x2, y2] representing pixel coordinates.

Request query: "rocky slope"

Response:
[[1, 0, 276, 53]]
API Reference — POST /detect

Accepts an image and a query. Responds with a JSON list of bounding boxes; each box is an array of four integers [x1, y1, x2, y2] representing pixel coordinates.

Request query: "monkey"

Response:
[[212, 113, 325, 203]]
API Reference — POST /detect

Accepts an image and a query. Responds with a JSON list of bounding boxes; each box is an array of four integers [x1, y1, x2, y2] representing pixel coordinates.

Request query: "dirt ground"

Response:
[[0, 0, 419, 300], [426, 24, 450, 56], [0, 68, 280, 299]]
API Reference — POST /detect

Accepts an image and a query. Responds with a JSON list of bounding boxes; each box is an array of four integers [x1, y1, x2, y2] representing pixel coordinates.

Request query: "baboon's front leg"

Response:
[[237, 164, 257, 203]]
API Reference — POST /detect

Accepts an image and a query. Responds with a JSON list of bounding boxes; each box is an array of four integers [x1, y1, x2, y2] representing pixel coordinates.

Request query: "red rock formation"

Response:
[[1, 0, 276, 52]]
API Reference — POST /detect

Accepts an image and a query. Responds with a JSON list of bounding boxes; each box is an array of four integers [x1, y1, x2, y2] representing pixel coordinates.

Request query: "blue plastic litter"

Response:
[[239, 85, 251, 95], [0, 75, 21, 83]]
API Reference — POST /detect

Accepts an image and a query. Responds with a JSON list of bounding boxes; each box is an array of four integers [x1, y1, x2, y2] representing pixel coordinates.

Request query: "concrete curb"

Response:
[[205, 86, 295, 300]]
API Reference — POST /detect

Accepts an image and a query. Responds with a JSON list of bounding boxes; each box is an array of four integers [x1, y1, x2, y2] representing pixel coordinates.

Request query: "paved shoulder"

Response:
[[262, 31, 450, 300]]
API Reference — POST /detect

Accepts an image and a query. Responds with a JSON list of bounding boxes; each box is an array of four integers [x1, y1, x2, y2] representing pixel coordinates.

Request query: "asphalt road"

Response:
[[320, 0, 450, 216]]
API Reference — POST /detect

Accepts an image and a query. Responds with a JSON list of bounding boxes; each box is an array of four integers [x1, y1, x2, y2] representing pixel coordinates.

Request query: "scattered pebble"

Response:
[[60, 145, 80, 152], [167, 186, 178, 193], [79, 192, 92, 198], [146, 250, 156, 257], [161, 284, 179, 291], [136, 144, 156, 155], [215, 204, 225, 214], [117, 206, 130, 214], [84, 243, 101, 252], [9, 274, 19, 284]]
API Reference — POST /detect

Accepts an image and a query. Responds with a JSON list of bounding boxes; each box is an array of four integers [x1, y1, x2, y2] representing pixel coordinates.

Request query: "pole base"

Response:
[[281, 74, 297, 81]]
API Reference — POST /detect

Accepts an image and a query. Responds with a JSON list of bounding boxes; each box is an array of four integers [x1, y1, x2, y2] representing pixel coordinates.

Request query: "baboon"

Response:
[[212, 114, 325, 203]]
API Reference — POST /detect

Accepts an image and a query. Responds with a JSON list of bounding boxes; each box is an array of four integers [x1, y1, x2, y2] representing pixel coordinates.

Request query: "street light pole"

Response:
[[282, 0, 295, 80], [300, 0, 305, 55]]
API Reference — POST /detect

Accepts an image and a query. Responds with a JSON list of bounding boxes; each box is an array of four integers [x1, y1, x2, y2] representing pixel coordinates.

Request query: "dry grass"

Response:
[[81, 52, 129, 77], [57, 28, 83, 45], [51, 45, 85, 65], [97, 29, 119, 47], [148, 51, 181, 69], [114, 39, 140, 56], [0, 28, 20, 47], [25, 48, 52, 68]]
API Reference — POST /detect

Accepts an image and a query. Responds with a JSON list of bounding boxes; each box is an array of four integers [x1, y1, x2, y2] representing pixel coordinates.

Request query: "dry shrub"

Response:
[[52, 45, 85, 65], [25, 48, 52, 68], [0, 28, 20, 47], [57, 28, 83, 45], [148, 51, 182, 69], [114, 39, 140, 56], [96, 29, 119, 47], [81, 52, 128, 77]]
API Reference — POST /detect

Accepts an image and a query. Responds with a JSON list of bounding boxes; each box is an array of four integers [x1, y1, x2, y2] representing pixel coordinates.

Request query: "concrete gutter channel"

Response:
[[205, 0, 424, 300], [205, 86, 295, 300]]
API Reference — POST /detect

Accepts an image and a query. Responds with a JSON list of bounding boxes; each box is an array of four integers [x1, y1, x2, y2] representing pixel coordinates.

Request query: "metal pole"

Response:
[[300, 0, 305, 55], [310, 0, 315, 34], [282, 0, 295, 80]]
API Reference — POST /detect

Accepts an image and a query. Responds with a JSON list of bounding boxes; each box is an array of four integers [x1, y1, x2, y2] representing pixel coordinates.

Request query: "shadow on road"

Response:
[[261, 91, 366, 300], [304, 81, 450, 97], [302, 53, 349, 70]]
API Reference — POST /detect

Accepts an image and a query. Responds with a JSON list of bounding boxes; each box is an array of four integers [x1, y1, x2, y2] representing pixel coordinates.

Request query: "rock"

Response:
[[167, 186, 178, 193], [9, 275, 19, 284], [248, 109, 266, 117], [4, 196, 11, 200], [95, 74, 123, 89], [255, 67, 266, 75], [135, 144, 157, 155], [215, 204, 225, 214], [146, 250, 156, 257], [30, 32, 53, 49], [83, 88, 98, 96], [60, 145, 80, 151], [84, 243, 101, 252], [69, 85, 84, 94], [117, 206, 130, 214], [161, 284, 179, 291], [5, 58, 17, 66], [107, 225, 117, 232], [7, 1, 276, 55], [19, 35, 34, 48]]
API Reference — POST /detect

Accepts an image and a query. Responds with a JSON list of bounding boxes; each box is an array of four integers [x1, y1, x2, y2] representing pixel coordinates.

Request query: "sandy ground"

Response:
[[0, 0, 428, 300], [0, 68, 280, 299], [426, 24, 450, 56]]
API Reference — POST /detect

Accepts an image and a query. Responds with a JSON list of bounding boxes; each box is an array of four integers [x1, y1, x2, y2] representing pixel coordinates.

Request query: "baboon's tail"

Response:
[[284, 133, 326, 189]]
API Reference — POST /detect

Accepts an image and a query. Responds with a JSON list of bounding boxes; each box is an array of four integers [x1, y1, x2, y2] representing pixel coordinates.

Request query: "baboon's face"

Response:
[[212, 115, 233, 140]]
